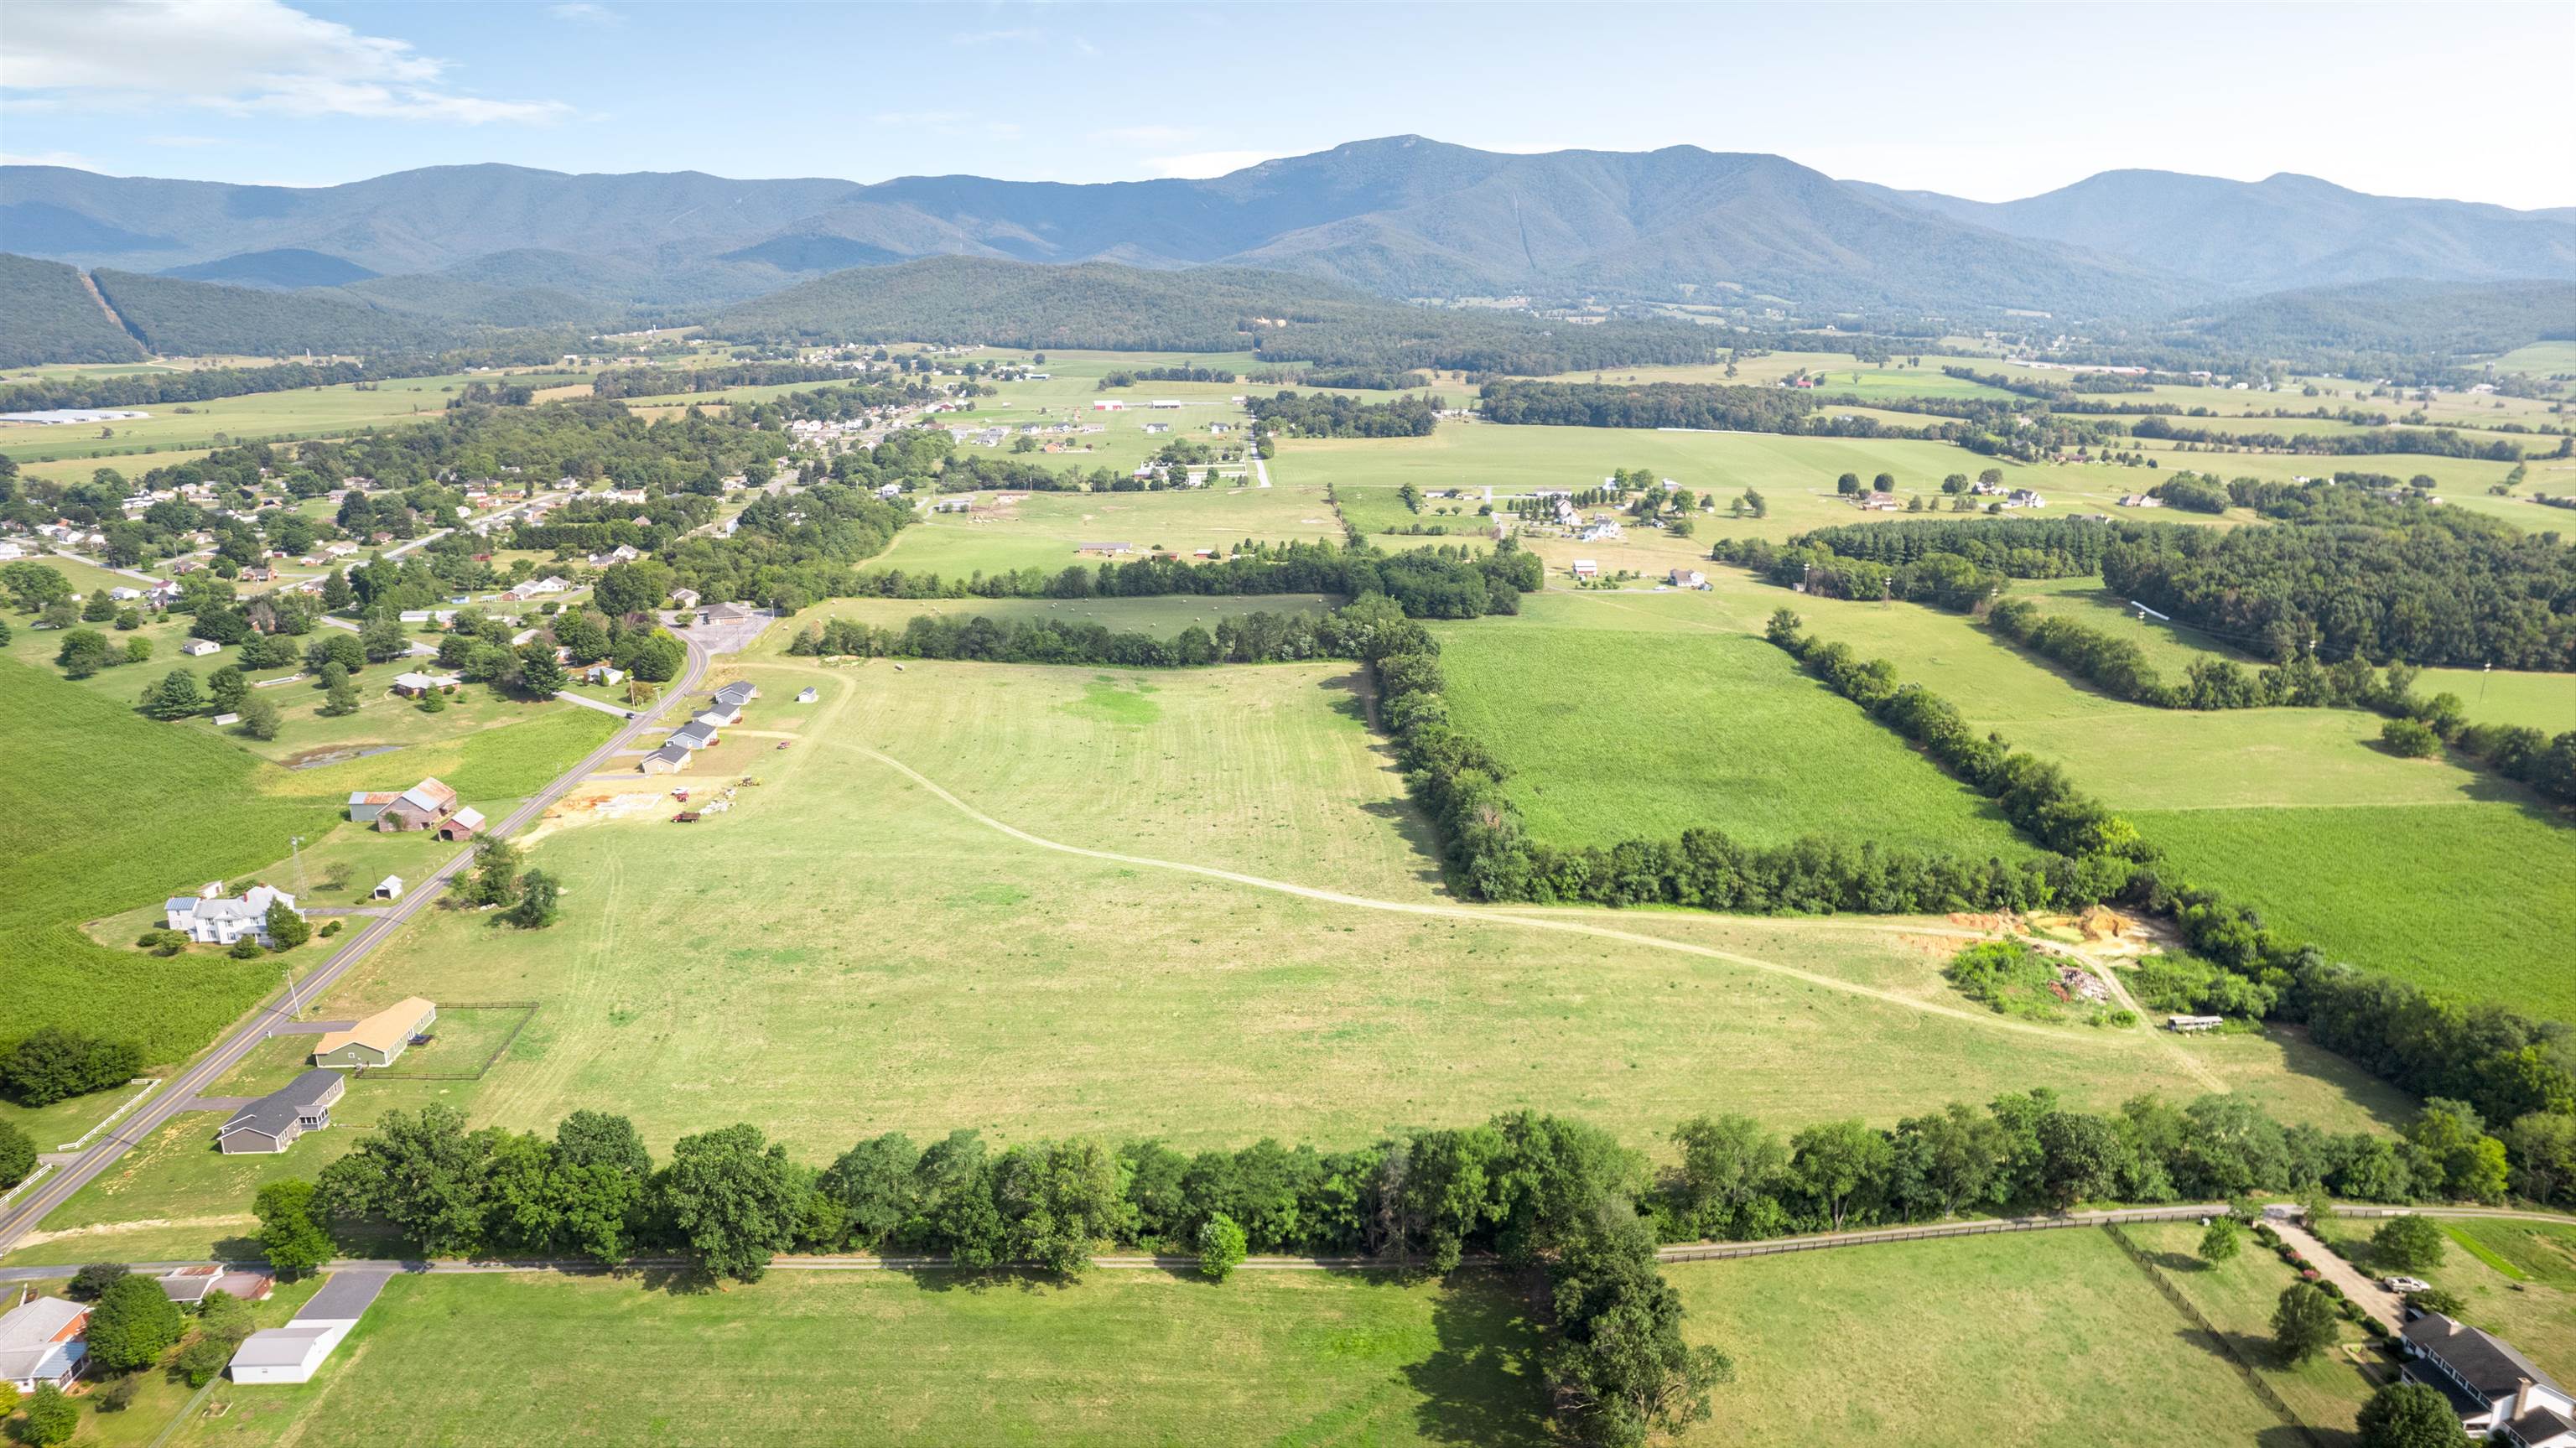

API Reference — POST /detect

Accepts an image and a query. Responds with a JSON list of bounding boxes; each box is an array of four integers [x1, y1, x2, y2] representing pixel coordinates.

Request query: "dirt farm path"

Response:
[[836, 738, 2171, 1048]]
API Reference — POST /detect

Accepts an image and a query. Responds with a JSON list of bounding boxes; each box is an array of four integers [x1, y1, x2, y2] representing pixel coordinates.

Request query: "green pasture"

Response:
[[870, 481, 1341, 578], [2134, 802, 2576, 1020], [2117, 1220, 2384, 1437], [0, 655, 346, 1067], [1670, 1228, 2298, 1447], [1280, 423, 2210, 553], [1431, 621, 2036, 859], [164, 1269, 1543, 1448], [2486, 340, 2576, 376], [15, 649, 2409, 1261], [0, 370, 585, 465]]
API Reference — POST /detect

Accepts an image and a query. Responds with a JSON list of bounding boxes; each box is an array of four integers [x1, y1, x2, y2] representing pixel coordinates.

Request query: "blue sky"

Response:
[[4, 0, 2569, 206]]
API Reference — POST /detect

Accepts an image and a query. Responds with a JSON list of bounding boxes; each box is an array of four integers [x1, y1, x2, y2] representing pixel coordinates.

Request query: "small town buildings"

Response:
[[372, 875, 404, 901], [217, 1070, 345, 1155], [639, 742, 692, 773], [2118, 494, 2165, 508], [1149, 398, 1183, 409], [701, 602, 756, 625], [1142, 422, 1171, 435], [2400, 1312, 2573, 1441], [434, 807, 485, 841], [156, 1267, 274, 1308], [669, 720, 719, 751], [0, 1295, 89, 1394], [2004, 489, 2047, 509], [180, 638, 221, 657], [1078, 541, 1135, 557], [931, 496, 973, 513], [390, 671, 461, 698], [694, 703, 741, 729], [1092, 400, 1128, 412], [313, 998, 438, 1070], [2165, 1015, 2223, 1033], [165, 884, 301, 947], [582, 663, 626, 686], [797, 687, 819, 703], [1855, 491, 1901, 511], [1571, 559, 1600, 580], [714, 681, 757, 708], [669, 588, 701, 610], [1669, 568, 1707, 589]]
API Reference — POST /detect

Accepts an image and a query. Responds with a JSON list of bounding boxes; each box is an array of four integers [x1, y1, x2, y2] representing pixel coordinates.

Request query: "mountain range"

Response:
[[8, 138, 2571, 324]]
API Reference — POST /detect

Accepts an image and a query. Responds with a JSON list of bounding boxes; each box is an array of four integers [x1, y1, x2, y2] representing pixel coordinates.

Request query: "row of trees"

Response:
[[790, 600, 1403, 668], [299, 1103, 1728, 1444], [1368, 612, 2095, 914], [1760, 616, 2576, 1194], [845, 540, 1541, 621], [2131, 415, 2527, 460]]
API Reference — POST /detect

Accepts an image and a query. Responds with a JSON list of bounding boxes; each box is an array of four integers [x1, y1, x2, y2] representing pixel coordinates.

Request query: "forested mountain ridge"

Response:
[[11, 139, 2568, 328], [1854, 169, 2576, 293]]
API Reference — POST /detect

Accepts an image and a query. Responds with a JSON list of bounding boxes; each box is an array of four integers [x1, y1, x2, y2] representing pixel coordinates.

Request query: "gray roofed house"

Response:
[[669, 720, 719, 750], [229, 1267, 392, 1383], [713, 681, 758, 708], [639, 742, 693, 774], [2401, 1311, 2573, 1438], [217, 1070, 345, 1155]]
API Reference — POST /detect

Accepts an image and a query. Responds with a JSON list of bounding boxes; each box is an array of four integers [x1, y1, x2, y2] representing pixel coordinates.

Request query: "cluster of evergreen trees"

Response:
[[1759, 516, 2124, 578], [1297, 367, 1432, 391], [1244, 390, 1442, 438], [1713, 536, 2011, 610]]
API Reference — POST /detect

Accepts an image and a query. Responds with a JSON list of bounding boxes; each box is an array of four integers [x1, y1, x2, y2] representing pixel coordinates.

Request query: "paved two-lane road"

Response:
[[0, 637, 709, 1254]]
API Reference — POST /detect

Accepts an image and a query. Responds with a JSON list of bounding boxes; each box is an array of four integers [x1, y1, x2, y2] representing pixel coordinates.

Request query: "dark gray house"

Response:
[[216, 1070, 346, 1155]]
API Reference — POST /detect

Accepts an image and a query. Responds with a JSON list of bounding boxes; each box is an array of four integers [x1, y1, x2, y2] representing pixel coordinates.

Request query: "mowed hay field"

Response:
[[1431, 621, 2035, 858], [1773, 586, 2576, 1014], [871, 483, 1343, 578], [148, 661, 2388, 1158], [0, 368, 585, 465], [167, 1270, 1545, 1448], [1667, 1229, 2294, 1448], [1281, 422, 2245, 553]]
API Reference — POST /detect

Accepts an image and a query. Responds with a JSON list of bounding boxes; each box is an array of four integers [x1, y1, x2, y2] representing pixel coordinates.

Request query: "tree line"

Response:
[[287, 1103, 1727, 1445], [243, 1081, 2558, 1443], [1366, 616, 2090, 914], [1475, 380, 2133, 463], [845, 541, 1541, 621], [589, 361, 890, 399], [791, 604, 1388, 668], [1760, 613, 2576, 1178], [2132, 415, 2527, 461]]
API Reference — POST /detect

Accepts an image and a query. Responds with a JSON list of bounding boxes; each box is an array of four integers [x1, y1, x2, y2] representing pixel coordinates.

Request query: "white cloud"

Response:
[[0, 148, 99, 170], [0, 0, 571, 125], [549, 3, 623, 24], [1140, 150, 1285, 179]]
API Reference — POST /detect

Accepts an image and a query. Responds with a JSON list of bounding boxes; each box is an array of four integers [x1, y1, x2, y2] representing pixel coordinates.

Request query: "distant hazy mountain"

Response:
[[6, 140, 2571, 363], [1852, 169, 2576, 293], [161, 248, 379, 289]]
